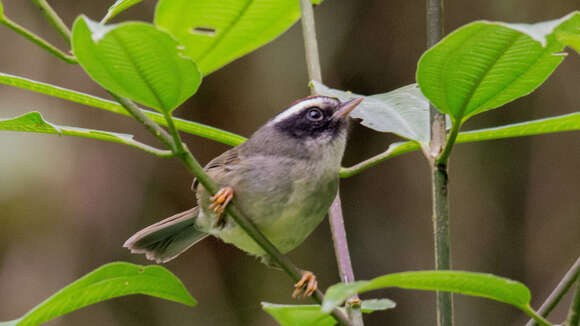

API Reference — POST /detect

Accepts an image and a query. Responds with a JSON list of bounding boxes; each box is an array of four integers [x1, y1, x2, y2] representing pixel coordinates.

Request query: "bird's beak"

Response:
[[332, 97, 364, 119]]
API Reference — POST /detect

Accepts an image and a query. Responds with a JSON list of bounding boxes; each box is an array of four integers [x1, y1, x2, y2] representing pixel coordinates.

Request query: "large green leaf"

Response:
[[417, 11, 580, 123], [313, 81, 450, 144], [262, 300, 395, 326], [0, 111, 172, 156], [102, 0, 143, 23], [322, 271, 531, 313], [0, 263, 195, 326], [155, 0, 302, 75], [72, 16, 201, 113]]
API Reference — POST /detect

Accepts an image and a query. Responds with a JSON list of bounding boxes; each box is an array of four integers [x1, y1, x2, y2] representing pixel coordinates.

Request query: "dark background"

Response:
[[0, 1, 579, 325]]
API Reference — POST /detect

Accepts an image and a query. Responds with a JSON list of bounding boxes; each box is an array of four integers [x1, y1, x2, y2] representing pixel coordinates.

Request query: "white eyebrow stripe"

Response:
[[272, 98, 329, 123]]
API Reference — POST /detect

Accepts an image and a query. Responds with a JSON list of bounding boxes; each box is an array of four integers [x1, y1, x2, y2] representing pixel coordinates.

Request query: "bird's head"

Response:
[[246, 96, 363, 162]]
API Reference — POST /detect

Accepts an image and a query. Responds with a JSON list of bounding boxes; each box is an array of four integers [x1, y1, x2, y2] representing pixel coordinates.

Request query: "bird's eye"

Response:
[[306, 107, 324, 121]]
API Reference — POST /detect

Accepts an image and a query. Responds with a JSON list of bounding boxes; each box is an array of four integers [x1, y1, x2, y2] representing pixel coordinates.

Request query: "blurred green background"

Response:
[[0, 1, 579, 325]]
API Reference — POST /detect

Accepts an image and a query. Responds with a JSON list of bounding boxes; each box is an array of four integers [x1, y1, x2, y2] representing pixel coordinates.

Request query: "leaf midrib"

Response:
[[196, 0, 254, 65], [446, 25, 520, 122]]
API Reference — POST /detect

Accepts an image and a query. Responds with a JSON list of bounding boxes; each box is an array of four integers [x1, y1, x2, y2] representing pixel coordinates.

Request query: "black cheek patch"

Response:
[[275, 111, 344, 139]]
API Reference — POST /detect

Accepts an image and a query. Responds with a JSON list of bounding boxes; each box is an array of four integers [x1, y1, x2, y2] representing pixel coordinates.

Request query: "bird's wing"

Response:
[[191, 147, 242, 192]]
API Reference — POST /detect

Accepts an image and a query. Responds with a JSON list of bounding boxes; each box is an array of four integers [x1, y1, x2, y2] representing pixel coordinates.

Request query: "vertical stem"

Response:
[[431, 164, 453, 326], [299, 0, 361, 325], [566, 280, 580, 326], [329, 193, 363, 323], [426, 0, 453, 326], [299, 0, 322, 84]]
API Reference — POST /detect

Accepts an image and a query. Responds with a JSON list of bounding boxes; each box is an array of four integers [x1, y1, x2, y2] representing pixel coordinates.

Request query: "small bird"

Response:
[[124, 96, 363, 297]]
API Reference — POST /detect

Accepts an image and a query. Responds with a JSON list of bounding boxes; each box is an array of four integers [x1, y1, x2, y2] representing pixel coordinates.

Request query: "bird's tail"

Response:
[[124, 207, 208, 263]]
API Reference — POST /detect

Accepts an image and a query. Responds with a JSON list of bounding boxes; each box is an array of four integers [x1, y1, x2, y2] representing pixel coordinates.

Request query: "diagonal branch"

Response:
[[526, 257, 580, 326], [114, 94, 352, 326]]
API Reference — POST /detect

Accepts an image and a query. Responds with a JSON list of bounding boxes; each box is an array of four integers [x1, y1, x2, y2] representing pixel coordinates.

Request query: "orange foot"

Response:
[[292, 270, 318, 299], [209, 187, 234, 226]]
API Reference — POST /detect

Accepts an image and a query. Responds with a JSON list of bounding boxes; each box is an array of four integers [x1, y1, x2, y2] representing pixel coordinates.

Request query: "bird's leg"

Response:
[[292, 270, 318, 299], [209, 187, 234, 227]]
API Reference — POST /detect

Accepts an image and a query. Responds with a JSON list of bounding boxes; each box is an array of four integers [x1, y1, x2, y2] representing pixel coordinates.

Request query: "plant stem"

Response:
[[0, 16, 77, 64], [111, 94, 176, 151], [299, 0, 360, 324], [60, 126, 173, 157], [426, 0, 453, 326], [329, 193, 363, 323], [113, 94, 352, 326], [526, 257, 580, 326], [299, 0, 322, 83], [0, 72, 248, 147], [31, 0, 71, 44], [523, 305, 555, 326], [566, 280, 580, 326], [339, 141, 421, 178]]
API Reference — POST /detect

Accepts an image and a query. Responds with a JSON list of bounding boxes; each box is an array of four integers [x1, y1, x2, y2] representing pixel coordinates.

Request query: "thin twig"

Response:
[[0, 17, 77, 63], [426, 0, 453, 326], [329, 193, 363, 322], [110, 94, 176, 151], [526, 257, 580, 326], [299, 0, 362, 325], [31, 0, 72, 44]]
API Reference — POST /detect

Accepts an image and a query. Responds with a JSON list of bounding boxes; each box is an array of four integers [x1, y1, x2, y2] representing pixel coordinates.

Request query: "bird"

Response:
[[124, 95, 363, 298]]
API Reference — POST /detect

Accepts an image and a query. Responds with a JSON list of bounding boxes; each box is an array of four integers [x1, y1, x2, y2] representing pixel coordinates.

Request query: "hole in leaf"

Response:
[[190, 26, 217, 36]]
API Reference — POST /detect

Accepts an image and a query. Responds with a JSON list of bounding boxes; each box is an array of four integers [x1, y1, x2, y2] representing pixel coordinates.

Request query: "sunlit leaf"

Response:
[[155, 0, 303, 75], [313, 81, 450, 143], [322, 271, 531, 313], [417, 11, 580, 123], [0, 111, 171, 156], [0, 263, 195, 326], [102, 0, 143, 23], [72, 16, 201, 113]]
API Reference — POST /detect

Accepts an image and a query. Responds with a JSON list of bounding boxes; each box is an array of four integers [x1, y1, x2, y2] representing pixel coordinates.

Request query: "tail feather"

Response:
[[124, 207, 208, 263]]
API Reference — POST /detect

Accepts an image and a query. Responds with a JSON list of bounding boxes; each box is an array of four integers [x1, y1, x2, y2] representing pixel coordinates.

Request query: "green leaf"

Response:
[[72, 16, 201, 113], [0, 111, 172, 157], [0, 72, 246, 146], [102, 0, 143, 23], [322, 271, 531, 313], [0, 111, 60, 133], [0, 262, 195, 326], [155, 0, 302, 75], [262, 299, 395, 326], [417, 11, 580, 123], [0, 0, 4, 20], [312, 81, 450, 143], [262, 303, 336, 326]]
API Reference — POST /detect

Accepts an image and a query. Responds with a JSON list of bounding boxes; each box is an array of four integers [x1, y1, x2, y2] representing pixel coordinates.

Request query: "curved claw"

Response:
[[209, 187, 234, 227], [292, 270, 318, 299]]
